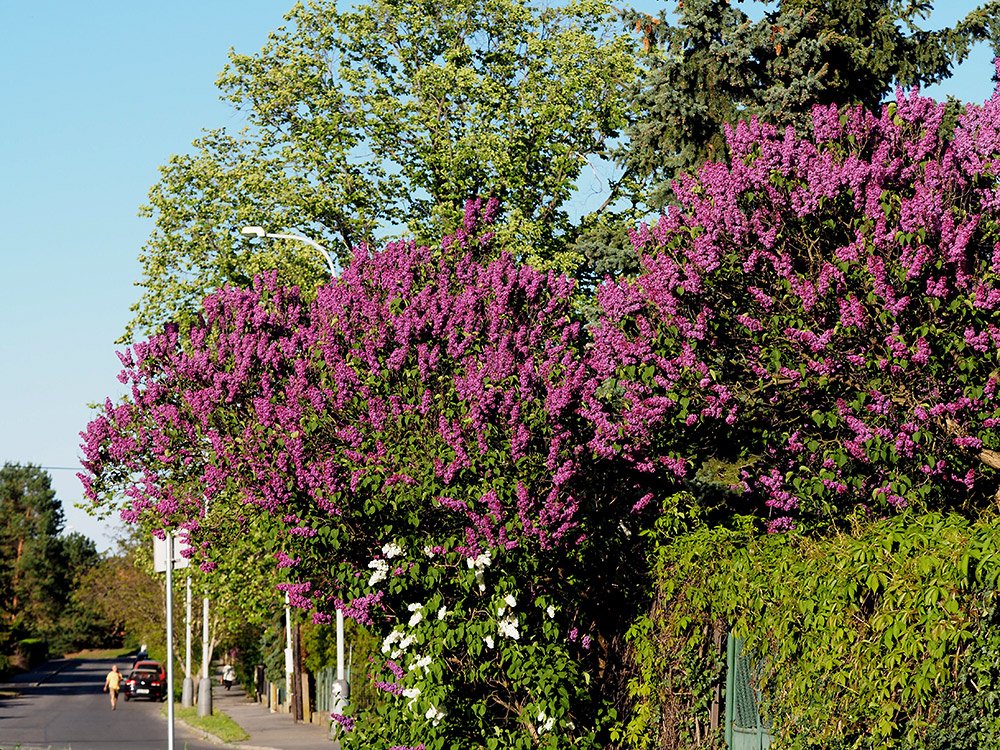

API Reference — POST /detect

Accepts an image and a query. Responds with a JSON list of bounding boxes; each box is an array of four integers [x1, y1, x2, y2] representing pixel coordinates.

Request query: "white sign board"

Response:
[[153, 534, 192, 572]]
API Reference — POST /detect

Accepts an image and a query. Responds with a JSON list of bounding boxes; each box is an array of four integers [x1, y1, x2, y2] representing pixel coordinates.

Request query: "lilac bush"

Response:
[[589, 83, 1000, 530], [81, 200, 641, 748]]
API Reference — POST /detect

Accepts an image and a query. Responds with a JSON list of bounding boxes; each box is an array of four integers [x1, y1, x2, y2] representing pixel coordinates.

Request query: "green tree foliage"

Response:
[[127, 0, 638, 339], [623, 0, 1000, 207], [201, 511, 293, 634], [196, 509, 301, 684], [51, 532, 115, 653], [0, 464, 108, 655], [75, 536, 164, 654], [0, 465, 69, 640], [627, 507, 1000, 749]]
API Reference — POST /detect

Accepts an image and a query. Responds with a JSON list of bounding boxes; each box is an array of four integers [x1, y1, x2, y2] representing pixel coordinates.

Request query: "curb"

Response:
[[175, 715, 280, 750], [0, 658, 73, 690], [169, 707, 282, 750]]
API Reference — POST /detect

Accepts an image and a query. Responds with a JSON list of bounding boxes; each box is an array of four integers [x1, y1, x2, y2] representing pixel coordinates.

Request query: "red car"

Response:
[[123, 668, 166, 701], [132, 659, 167, 683]]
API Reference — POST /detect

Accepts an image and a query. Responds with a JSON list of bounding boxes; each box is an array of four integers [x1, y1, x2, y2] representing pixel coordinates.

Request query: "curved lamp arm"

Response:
[[240, 225, 337, 277]]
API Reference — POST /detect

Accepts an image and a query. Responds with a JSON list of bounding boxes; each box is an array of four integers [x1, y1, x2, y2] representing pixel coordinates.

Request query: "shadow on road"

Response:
[[3, 657, 129, 698]]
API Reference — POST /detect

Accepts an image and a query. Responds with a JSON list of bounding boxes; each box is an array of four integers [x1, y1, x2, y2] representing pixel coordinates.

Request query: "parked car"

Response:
[[132, 659, 166, 682], [123, 668, 166, 701]]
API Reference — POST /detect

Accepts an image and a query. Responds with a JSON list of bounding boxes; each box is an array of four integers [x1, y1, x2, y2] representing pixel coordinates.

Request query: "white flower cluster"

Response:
[[407, 602, 424, 627], [402, 684, 445, 727], [409, 654, 432, 674], [465, 552, 492, 593], [367, 558, 389, 587], [382, 629, 415, 660], [382, 541, 404, 559], [367, 541, 405, 587], [498, 616, 520, 641], [497, 593, 517, 616], [537, 710, 556, 734], [497, 593, 520, 640], [426, 705, 445, 726], [546, 605, 556, 619]]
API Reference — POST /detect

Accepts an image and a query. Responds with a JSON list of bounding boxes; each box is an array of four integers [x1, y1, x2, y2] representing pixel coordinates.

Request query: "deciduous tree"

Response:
[[128, 0, 638, 339]]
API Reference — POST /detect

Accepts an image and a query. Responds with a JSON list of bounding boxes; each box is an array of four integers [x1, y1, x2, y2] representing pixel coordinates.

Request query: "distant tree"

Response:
[[622, 0, 1000, 207], [0, 464, 111, 654], [127, 0, 638, 339], [60, 531, 99, 576], [51, 532, 108, 653], [74, 539, 162, 653], [0, 464, 65, 639]]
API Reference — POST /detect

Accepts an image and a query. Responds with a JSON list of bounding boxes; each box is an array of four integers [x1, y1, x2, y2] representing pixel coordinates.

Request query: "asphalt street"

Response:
[[0, 657, 219, 750]]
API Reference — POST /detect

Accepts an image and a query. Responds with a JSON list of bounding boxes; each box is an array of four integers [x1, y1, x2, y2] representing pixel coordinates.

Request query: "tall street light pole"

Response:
[[240, 225, 347, 719]]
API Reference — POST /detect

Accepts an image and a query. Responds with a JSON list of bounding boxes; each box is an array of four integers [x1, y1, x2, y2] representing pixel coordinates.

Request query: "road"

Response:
[[0, 657, 218, 750]]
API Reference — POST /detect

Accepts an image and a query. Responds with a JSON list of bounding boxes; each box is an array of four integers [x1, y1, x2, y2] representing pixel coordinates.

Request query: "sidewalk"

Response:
[[197, 683, 334, 750]]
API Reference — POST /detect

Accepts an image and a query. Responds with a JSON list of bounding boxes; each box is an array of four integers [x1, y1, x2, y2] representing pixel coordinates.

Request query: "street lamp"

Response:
[[240, 225, 338, 277], [239, 225, 348, 718]]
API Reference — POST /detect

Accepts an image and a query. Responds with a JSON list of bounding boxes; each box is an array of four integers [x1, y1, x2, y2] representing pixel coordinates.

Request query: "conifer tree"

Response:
[[622, 0, 1000, 207]]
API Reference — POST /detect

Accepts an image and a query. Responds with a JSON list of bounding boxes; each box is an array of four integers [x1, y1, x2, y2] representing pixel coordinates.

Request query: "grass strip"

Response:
[[172, 705, 251, 743]]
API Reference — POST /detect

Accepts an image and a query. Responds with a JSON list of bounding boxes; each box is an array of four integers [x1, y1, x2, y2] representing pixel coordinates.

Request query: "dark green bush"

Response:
[[15, 638, 49, 669]]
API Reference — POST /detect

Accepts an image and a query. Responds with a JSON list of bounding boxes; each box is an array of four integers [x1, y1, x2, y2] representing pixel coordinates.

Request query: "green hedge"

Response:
[[15, 638, 49, 670], [626, 507, 1000, 749]]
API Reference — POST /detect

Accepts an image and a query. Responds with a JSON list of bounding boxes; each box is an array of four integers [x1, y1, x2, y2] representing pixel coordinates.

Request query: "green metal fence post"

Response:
[[725, 632, 735, 748]]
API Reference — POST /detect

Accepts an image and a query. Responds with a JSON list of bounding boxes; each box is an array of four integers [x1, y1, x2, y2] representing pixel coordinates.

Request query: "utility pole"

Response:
[[198, 495, 213, 717], [182, 575, 193, 707], [292, 622, 303, 721], [198, 592, 212, 716]]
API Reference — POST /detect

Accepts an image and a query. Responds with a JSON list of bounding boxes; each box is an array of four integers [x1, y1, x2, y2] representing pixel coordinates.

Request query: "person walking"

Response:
[[221, 663, 236, 691], [103, 664, 123, 710]]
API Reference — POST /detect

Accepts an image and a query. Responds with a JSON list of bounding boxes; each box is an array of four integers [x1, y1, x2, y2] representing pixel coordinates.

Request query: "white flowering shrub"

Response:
[[340, 540, 607, 750]]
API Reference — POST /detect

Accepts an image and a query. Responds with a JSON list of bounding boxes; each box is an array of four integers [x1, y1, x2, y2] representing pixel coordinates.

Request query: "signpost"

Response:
[[154, 534, 190, 750]]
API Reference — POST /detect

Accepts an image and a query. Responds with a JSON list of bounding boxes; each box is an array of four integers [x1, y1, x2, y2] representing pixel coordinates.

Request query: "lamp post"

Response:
[[198, 587, 212, 716], [240, 225, 347, 719]]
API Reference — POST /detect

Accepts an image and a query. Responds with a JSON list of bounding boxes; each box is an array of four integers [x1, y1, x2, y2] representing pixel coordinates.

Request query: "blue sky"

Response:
[[0, 1, 995, 552]]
